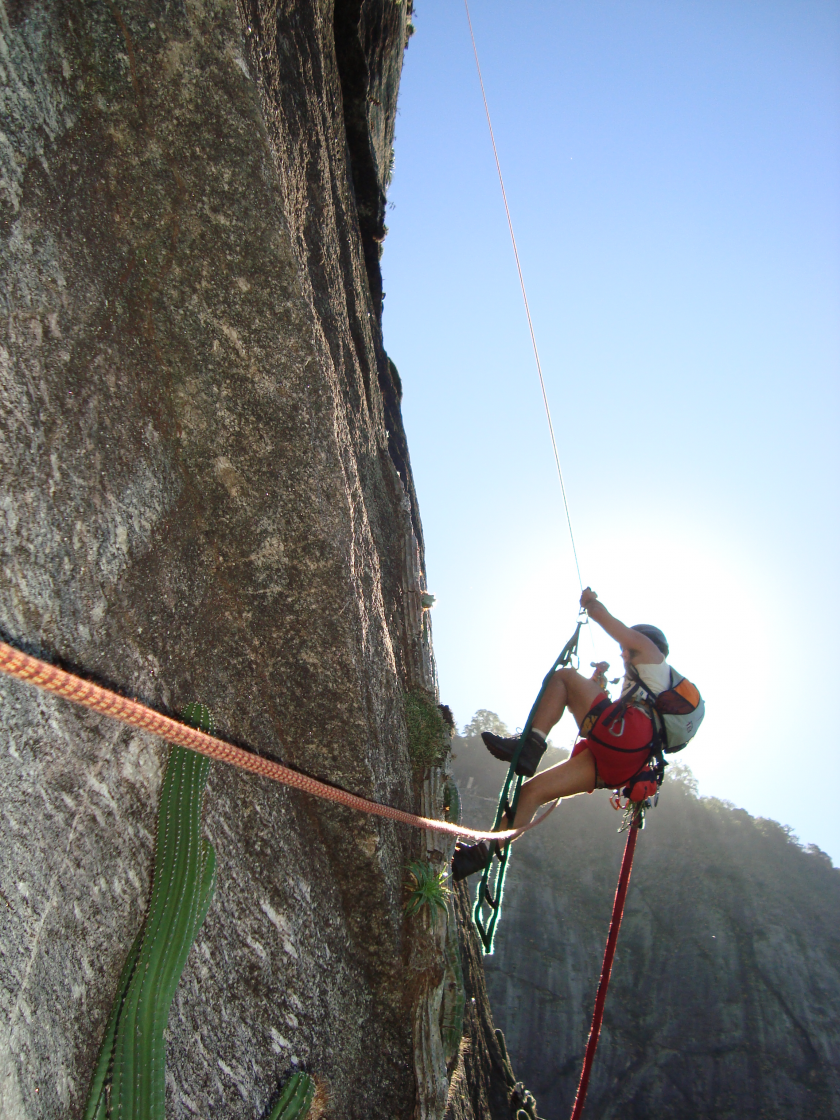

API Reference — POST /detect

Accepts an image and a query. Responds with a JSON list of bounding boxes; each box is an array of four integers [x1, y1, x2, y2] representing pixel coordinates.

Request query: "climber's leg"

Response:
[[531, 668, 606, 734], [508, 748, 597, 829], [481, 669, 608, 777], [451, 748, 598, 880]]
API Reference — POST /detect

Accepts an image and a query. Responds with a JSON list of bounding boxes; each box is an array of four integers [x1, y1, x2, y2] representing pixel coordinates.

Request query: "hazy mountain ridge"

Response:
[[452, 729, 840, 1120]]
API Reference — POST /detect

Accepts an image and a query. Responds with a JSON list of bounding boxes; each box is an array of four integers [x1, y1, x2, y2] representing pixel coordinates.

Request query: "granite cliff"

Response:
[[453, 731, 840, 1120], [0, 3, 520, 1118]]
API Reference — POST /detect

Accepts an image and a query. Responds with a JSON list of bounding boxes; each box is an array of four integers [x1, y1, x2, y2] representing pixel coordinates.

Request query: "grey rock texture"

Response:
[[452, 733, 840, 1120], [0, 1, 468, 1117], [443, 880, 544, 1120]]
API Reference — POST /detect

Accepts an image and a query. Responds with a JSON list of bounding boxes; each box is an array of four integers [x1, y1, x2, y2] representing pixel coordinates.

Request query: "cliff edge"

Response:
[[0, 2, 512, 1117]]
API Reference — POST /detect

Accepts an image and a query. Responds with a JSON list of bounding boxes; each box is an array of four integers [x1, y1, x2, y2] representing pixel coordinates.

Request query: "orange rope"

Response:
[[0, 640, 553, 843]]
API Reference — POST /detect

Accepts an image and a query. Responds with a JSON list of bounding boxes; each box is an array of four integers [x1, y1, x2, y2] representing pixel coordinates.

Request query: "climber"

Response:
[[452, 587, 671, 880]]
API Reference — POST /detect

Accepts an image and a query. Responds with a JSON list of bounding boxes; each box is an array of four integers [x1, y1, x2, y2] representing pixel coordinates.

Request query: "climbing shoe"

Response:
[[452, 841, 493, 881], [481, 729, 546, 777]]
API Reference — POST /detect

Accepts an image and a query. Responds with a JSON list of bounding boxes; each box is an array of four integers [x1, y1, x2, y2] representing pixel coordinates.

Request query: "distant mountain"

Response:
[[452, 731, 840, 1120]]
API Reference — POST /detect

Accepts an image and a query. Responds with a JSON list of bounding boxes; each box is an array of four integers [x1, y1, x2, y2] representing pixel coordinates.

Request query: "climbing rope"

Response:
[[0, 639, 556, 845], [463, 0, 584, 591], [461, 10, 655, 1101], [569, 817, 641, 1119]]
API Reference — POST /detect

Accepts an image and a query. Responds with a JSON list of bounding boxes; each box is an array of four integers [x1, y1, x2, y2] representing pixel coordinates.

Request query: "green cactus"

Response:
[[181, 701, 215, 733], [267, 1071, 316, 1120], [444, 777, 461, 826], [83, 706, 217, 1119]]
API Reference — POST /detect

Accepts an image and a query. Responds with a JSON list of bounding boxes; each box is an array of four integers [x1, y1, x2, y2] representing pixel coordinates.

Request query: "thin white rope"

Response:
[[463, 0, 584, 593]]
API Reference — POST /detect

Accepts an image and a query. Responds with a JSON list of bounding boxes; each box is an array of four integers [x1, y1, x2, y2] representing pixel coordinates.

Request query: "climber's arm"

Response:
[[579, 588, 664, 664]]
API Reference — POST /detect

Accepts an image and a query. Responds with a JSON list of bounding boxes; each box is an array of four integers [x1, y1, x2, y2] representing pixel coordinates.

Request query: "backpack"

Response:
[[626, 666, 705, 753], [611, 667, 704, 812]]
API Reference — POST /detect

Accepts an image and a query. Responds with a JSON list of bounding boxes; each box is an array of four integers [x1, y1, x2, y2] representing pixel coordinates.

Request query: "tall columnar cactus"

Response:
[[83, 706, 217, 1120], [444, 777, 461, 829], [267, 1071, 316, 1119]]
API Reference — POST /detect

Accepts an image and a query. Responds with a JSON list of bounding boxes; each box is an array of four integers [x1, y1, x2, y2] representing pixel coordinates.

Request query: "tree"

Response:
[[461, 709, 510, 738]]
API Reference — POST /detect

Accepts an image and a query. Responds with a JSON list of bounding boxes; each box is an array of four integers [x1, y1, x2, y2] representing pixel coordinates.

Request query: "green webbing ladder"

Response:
[[473, 619, 584, 954]]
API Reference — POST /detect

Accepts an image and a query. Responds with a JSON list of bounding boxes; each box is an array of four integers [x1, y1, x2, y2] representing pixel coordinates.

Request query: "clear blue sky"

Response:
[[381, 1, 840, 861]]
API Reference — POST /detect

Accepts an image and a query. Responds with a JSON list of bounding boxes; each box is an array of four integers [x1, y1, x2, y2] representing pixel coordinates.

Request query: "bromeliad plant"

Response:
[[404, 861, 450, 922]]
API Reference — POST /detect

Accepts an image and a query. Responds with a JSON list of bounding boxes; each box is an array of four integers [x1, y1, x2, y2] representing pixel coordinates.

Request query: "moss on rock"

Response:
[[404, 690, 449, 769]]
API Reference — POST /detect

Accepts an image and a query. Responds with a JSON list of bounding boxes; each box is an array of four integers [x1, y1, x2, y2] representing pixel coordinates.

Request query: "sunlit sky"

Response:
[[381, 0, 840, 861]]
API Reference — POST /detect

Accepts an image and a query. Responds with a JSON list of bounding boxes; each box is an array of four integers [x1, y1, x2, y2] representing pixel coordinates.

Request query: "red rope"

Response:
[[0, 640, 552, 844], [570, 821, 640, 1119]]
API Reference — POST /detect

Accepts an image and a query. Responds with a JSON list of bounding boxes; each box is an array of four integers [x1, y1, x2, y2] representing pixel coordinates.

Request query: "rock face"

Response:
[[0, 2, 479, 1117], [443, 880, 545, 1120], [452, 733, 840, 1120]]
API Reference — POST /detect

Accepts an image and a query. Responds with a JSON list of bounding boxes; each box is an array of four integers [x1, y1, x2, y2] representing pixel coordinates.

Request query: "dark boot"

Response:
[[451, 841, 493, 881], [481, 729, 546, 777]]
